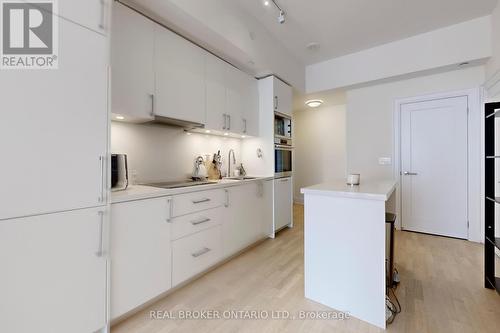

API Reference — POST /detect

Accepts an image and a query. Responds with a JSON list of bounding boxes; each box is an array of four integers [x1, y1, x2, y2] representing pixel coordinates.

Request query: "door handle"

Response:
[[166, 197, 173, 223], [192, 198, 210, 204], [191, 218, 211, 225], [150, 94, 155, 117], [96, 211, 104, 257], [224, 189, 229, 207], [403, 172, 418, 176], [98, 155, 105, 203], [191, 247, 211, 258], [99, 0, 106, 30]]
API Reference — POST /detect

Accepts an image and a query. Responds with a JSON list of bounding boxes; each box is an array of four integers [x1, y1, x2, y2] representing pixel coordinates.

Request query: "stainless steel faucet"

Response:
[[227, 149, 236, 177]]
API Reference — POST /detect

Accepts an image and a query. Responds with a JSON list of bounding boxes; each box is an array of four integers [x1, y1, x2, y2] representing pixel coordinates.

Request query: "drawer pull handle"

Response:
[[192, 198, 210, 204], [191, 218, 211, 225], [191, 247, 211, 258]]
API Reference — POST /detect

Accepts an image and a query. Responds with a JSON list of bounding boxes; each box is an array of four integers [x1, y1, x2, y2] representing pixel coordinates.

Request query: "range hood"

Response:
[[146, 115, 205, 130]]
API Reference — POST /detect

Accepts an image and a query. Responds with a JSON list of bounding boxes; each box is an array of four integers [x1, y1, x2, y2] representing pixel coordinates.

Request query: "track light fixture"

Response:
[[264, 0, 286, 24]]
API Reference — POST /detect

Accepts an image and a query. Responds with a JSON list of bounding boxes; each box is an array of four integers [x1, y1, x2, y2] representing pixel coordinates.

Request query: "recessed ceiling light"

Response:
[[205, 130, 211, 133], [264, 0, 270, 6], [115, 115, 124, 120], [186, 132, 192, 135], [241, 135, 246, 139], [224, 133, 229, 136], [305, 99, 324, 108]]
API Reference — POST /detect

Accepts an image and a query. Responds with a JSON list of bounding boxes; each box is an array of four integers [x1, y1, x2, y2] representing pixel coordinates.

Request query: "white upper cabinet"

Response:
[[0, 208, 107, 333], [205, 54, 228, 131], [225, 65, 244, 133], [154, 25, 206, 125], [111, 2, 155, 121], [0, 18, 108, 220], [241, 75, 259, 137], [273, 77, 293, 117], [111, 197, 172, 320], [205, 53, 259, 136]]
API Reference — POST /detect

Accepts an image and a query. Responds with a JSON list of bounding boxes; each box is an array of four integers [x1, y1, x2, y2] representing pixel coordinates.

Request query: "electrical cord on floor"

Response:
[[386, 267, 402, 325]]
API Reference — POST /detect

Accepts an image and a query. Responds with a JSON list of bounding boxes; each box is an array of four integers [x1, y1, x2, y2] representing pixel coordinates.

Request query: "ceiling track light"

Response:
[[265, 0, 286, 24]]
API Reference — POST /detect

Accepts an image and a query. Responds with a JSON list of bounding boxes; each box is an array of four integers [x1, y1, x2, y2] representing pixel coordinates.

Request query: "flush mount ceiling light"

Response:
[[264, 0, 286, 24], [305, 99, 324, 108], [115, 115, 125, 120]]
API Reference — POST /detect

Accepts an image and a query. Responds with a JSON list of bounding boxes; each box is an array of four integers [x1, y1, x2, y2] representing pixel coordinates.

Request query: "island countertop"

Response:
[[300, 179, 397, 201]]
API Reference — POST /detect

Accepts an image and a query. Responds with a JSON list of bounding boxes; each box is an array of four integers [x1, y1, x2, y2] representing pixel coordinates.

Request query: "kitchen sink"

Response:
[[225, 177, 258, 180]]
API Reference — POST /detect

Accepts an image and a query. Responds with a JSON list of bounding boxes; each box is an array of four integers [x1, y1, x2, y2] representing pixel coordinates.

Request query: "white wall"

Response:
[[293, 105, 347, 203], [111, 122, 242, 183], [486, 1, 500, 80], [346, 66, 485, 180], [345, 66, 485, 242], [306, 16, 492, 93], [486, 1, 500, 100]]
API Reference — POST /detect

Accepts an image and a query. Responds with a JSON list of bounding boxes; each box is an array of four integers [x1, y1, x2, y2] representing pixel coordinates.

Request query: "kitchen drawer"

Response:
[[172, 225, 222, 286], [172, 189, 225, 217], [171, 207, 223, 240]]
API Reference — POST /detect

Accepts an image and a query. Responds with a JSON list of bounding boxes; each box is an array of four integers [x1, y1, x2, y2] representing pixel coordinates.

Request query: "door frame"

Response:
[[393, 88, 484, 242]]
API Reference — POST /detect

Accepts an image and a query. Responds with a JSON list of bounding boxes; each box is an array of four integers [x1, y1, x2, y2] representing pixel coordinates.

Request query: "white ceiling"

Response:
[[234, 0, 498, 65]]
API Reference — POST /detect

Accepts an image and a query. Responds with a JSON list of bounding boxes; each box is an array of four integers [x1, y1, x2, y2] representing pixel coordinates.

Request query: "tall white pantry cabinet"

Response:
[[0, 1, 111, 333]]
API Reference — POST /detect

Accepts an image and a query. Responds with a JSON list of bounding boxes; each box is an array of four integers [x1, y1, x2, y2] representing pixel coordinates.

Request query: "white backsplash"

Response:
[[111, 121, 242, 183]]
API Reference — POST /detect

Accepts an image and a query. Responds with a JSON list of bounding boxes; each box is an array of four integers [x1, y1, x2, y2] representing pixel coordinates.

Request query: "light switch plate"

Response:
[[378, 157, 392, 165]]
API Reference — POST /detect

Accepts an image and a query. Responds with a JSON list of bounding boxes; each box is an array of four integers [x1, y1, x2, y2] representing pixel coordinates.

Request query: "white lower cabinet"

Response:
[[109, 182, 274, 317], [172, 225, 223, 286], [0, 208, 107, 333], [222, 182, 269, 257], [171, 207, 223, 240], [274, 177, 293, 231], [110, 197, 172, 320], [262, 179, 274, 236]]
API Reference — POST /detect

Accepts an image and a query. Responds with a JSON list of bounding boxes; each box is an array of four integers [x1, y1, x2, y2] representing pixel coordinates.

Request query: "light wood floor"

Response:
[[113, 204, 500, 333]]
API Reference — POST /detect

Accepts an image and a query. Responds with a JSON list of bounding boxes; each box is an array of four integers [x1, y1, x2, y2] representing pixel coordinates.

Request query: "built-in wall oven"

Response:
[[275, 144, 292, 177], [274, 112, 293, 177]]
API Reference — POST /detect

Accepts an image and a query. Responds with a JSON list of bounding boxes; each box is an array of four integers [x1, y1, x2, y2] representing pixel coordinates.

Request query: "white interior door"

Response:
[[401, 96, 468, 239]]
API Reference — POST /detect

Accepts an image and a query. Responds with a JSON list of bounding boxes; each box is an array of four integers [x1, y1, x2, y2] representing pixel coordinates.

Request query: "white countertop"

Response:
[[111, 176, 275, 204], [300, 179, 397, 201]]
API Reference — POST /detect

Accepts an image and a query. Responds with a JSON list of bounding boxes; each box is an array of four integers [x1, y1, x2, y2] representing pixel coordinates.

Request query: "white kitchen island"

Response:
[[301, 180, 397, 329]]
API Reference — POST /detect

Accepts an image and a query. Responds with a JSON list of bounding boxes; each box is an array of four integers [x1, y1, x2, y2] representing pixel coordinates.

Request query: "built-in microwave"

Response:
[[275, 145, 293, 177]]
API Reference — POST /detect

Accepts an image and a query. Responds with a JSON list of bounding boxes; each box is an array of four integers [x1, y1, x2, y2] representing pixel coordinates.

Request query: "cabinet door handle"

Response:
[[166, 198, 173, 222], [192, 198, 210, 204], [224, 189, 229, 207], [96, 211, 104, 257], [222, 114, 226, 130], [191, 217, 211, 225], [150, 94, 155, 117], [99, 0, 106, 30], [192, 247, 211, 258], [98, 155, 105, 203], [403, 172, 418, 176], [228, 115, 231, 130], [274, 96, 278, 111], [243, 118, 247, 134]]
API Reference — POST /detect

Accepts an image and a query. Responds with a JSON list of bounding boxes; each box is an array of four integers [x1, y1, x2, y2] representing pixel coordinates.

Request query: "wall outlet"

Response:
[[378, 157, 392, 165]]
